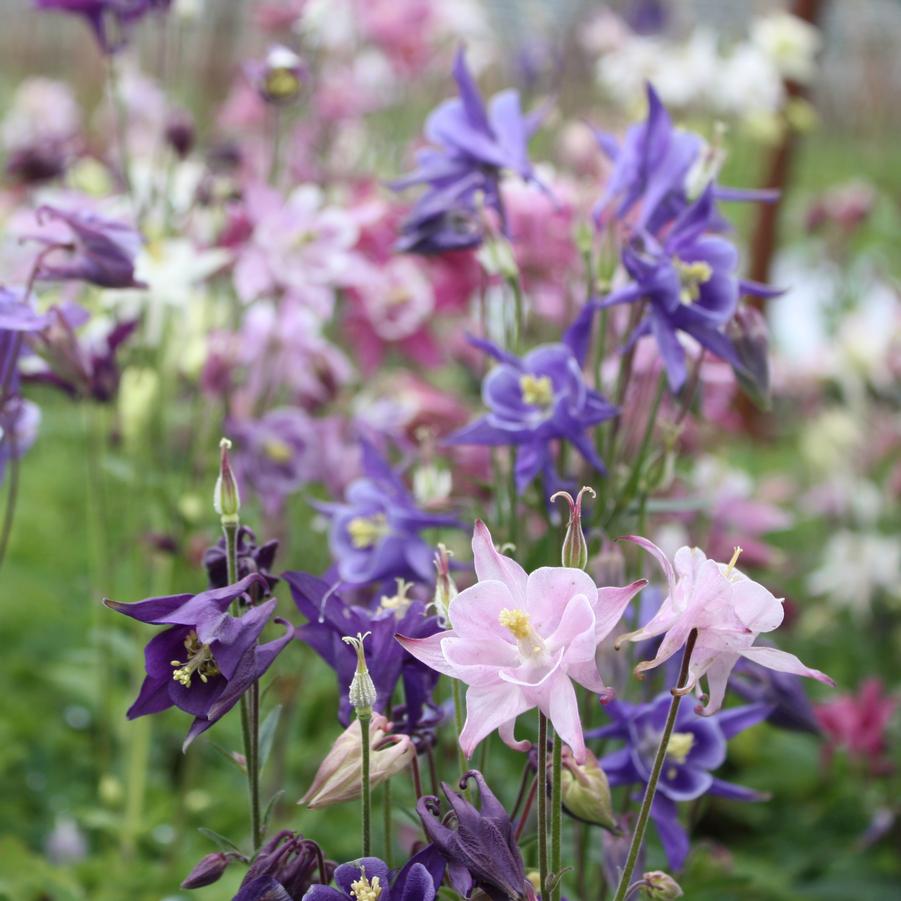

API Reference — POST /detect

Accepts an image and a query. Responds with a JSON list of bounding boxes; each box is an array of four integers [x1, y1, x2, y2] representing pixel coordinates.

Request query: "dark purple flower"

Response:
[[31, 205, 145, 289], [233, 831, 330, 901], [303, 849, 444, 901], [0, 287, 50, 398], [33, 0, 169, 54], [729, 656, 821, 735], [5, 141, 70, 185], [446, 333, 617, 493], [203, 525, 279, 593], [285, 570, 440, 730], [392, 47, 541, 254], [104, 573, 292, 750], [315, 439, 459, 586], [181, 851, 236, 889], [417, 770, 535, 901], [590, 694, 771, 870]]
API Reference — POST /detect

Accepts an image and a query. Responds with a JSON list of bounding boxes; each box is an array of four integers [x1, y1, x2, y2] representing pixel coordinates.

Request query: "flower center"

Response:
[[379, 578, 415, 617], [674, 258, 713, 303], [264, 69, 302, 100], [347, 513, 390, 549], [666, 731, 695, 765], [498, 608, 546, 657], [170, 630, 219, 687], [263, 437, 293, 463], [350, 868, 382, 901], [519, 374, 554, 407]]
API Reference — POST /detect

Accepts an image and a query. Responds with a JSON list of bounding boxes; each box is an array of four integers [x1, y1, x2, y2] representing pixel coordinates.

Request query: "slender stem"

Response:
[[451, 678, 468, 779], [611, 630, 698, 901], [511, 759, 533, 821], [506, 272, 526, 355], [383, 778, 393, 867], [674, 351, 705, 427], [105, 55, 134, 202], [515, 775, 538, 842], [360, 712, 372, 857], [0, 430, 19, 570], [550, 731, 563, 901], [409, 747, 424, 801], [537, 713, 549, 898]]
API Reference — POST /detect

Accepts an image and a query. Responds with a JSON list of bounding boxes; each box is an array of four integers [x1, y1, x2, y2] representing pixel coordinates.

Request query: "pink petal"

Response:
[[620, 535, 676, 595], [544, 673, 587, 763], [395, 631, 458, 678], [459, 681, 531, 758], [594, 579, 646, 641], [526, 566, 598, 638], [693, 650, 740, 715], [499, 716, 532, 753], [730, 579, 784, 633], [673, 545, 708, 587], [443, 636, 520, 686], [450, 579, 517, 640], [472, 520, 527, 606], [687, 559, 736, 626], [500, 647, 565, 688], [545, 593, 597, 663], [740, 646, 835, 687], [566, 658, 609, 694]]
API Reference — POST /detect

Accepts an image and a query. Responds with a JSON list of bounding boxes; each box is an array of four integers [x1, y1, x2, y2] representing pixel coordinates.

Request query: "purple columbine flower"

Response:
[[446, 332, 618, 493], [729, 656, 821, 735], [104, 573, 292, 750], [303, 849, 445, 901], [392, 47, 542, 254], [589, 694, 771, 871], [31, 205, 146, 289], [285, 571, 440, 731], [417, 770, 535, 901], [33, 0, 169, 54], [203, 525, 280, 593], [231, 831, 331, 901], [315, 439, 459, 586]]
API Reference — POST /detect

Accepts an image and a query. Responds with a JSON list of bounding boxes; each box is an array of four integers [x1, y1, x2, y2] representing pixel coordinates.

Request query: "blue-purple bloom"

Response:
[[302, 849, 444, 901], [231, 831, 330, 901], [590, 695, 771, 870], [446, 333, 618, 493], [315, 439, 458, 586], [104, 573, 292, 750], [204, 525, 280, 593], [392, 48, 541, 254], [34, 0, 170, 54], [285, 570, 440, 730]]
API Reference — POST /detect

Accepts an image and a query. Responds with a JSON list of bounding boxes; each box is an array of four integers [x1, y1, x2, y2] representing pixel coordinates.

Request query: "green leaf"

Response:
[[258, 704, 283, 772], [261, 789, 286, 837], [197, 827, 245, 858]]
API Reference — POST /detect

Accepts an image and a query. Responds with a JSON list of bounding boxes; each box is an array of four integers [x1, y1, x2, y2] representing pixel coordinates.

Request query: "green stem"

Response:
[[550, 730, 563, 901], [0, 431, 19, 570], [537, 713, 549, 899], [611, 629, 698, 901], [451, 678, 468, 779], [105, 55, 134, 202], [360, 712, 372, 857], [383, 778, 393, 867]]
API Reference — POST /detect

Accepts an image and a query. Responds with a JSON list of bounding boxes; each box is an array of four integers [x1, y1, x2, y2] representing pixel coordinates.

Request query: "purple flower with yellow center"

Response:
[[446, 333, 617, 493], [392, 47, 542, 254], [286, 571, 440, 731], [33, 0, 169, 54], [104, 573, 292, 750], [303, 849, 445, 901], [590, 695, 771, 871], [316, 439, 459, 586]]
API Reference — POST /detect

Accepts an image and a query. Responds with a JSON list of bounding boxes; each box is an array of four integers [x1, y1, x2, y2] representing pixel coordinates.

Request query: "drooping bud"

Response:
[[431, 543, 458, 628], [213, 437, 240, 524], [254, 44, 306, 105], [727, 304, 771, 411], [300, 714, 415, 809], [180, 851, 234, 889], [342, 632, 377, 716], [560, 749, 617, 831], [165, 108, 195, 159], [550, 486, 596, 570], [640, 870, 684, 899]]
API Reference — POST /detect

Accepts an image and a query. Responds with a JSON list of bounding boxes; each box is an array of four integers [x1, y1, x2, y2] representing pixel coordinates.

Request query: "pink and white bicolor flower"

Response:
[[617, 536, 835, 714], [396, 521, 646, 762]]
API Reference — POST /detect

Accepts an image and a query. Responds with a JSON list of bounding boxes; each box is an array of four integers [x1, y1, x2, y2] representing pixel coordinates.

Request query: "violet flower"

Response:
[[392, 47, 541, 254], [232, 831, 331, 901], [590, 695, 771, 871], [203, 525, 279, 593], [729, 656, 821, 734], [446, 333, 618, 493], [34, 0, 169, 54], [417, 770, 535, 901], [104, 573, 292, 750], [315, 439, 459, 586], [286, 570, 440, 730], [303, 849, 445, 901], [31, 205, 145, 289]]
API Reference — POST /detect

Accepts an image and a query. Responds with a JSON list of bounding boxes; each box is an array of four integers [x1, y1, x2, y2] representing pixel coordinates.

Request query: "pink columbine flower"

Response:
[[396, 521, 646, 762], [617, 537, 834, 714]]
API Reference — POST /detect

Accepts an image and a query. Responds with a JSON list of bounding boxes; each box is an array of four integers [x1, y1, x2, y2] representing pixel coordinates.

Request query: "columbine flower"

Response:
[[397, 521, 646, 761], [247, 44, 307, 105], [616, 537, 834, 714], [315, 439, 459, 586], [417, 770, 534, 901], [590, 694, 772, 870], [287, 570, 440, 730], [392, 47, 542, 254], [203, 525, 279, 592], [232, 832, 330, 901], [446, 336, 618, 494], [33, 0, 169, 54], [303, 850, 445, 901], [104, 574, 291, 750]]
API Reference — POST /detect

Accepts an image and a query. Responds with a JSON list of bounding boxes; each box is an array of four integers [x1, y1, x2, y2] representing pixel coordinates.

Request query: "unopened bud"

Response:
[[181, 851, 233, 889], [342, 632, 376, 715], [165, 108, 195, 159], [257, 45, 306, 105], [551, 486, 595, 569], [641, 871, 683, 899], [213, 437, 240, 524], [431, 543, 458, 628], [561, 749, 617, 831], [727, 304, 771, 411]]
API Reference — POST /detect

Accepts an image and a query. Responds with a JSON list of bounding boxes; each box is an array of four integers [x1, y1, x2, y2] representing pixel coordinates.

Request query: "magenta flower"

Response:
[[617, 537, 835, 714], [397, 521, 646, 762]]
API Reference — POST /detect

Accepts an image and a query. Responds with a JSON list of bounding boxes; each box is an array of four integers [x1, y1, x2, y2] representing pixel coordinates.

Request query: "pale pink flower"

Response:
[[617, 537, 835, 715], [397, 521, 646, 762]]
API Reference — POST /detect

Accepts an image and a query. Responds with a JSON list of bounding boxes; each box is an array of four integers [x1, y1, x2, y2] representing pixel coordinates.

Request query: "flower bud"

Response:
[[560, 749, 617, 831], [255, 44, 306, 105], [300, 714, 415, 809], [342, 632, 377, 715], [181, 851, 232, 889], [165, 108, 195, 159], [551, 486, 595, 570], [213, 437, 240, 524], [431, 543, 457, 628], [727, 304, 771, 411], [641, 871, 684, 899]]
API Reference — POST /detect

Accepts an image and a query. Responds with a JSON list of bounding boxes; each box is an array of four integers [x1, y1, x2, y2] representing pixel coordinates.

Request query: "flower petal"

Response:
[[471, 520, 528, 605]]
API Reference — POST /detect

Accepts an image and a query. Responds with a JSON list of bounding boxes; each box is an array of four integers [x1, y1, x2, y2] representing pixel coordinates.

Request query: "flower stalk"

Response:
[[537, 712, 549, 898]]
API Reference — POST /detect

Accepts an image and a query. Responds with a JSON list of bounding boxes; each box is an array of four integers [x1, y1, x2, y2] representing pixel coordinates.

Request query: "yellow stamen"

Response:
[[347, 514, 390, 549], [666, 731, 695, 765], [264, 69, 302, 100], [379, 578, 414, 616], [263, 438, 293, 463], [350, 867, 382, 901], [674, 258, 713, 303], [498, 608, 532, 639], [170, 631, 219, 687], [519, 374, 554, 407], [725, 546, 743, 576]]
